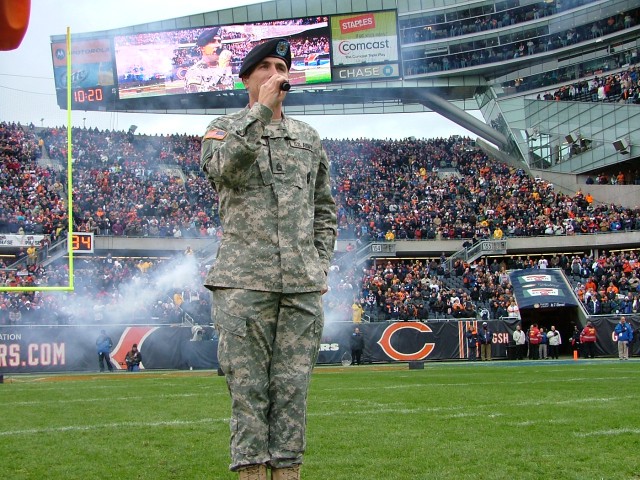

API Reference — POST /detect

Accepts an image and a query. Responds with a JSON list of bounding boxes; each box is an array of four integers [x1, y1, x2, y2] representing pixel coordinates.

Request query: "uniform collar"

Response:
[[262, 111, 298, 140]]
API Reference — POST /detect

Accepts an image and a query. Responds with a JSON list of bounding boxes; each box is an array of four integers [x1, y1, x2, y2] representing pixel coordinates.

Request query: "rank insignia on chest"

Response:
[[204, 129, 227, 141]]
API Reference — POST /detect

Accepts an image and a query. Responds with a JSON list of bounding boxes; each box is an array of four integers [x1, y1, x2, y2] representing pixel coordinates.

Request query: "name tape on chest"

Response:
[[204, 129, 227, 141], [290, 140, 313, 151]]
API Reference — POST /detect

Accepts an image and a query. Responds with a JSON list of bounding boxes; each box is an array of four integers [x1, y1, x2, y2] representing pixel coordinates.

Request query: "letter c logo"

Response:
[[377, 322, 435, 361]]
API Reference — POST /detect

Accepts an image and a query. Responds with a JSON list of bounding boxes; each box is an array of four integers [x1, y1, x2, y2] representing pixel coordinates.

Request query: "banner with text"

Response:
[[0, 234, 45, 248], [6, 317, 634, 374], [330, 10, 399, 82]]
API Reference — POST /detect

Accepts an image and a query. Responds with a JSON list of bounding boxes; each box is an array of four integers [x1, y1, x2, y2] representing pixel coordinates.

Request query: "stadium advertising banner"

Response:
[[0, 234, 45, 248], [0, 326, 219, 374], [50, 38, 117, 108], [320, 320, 518, 364], [113, 17, 331, 100], [2, 319, 527, 374], [509, 269, 580, 309], [330, 10, 400, 82]]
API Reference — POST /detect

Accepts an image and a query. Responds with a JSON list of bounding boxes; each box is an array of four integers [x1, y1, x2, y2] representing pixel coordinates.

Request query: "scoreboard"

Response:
[[71, 232, 94, 253], [51, 38, 118, 111], [51, 10, 401, 112]]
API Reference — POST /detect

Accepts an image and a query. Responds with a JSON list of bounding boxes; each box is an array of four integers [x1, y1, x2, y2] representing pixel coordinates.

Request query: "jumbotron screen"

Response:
[[113, 17, 331, 100], [51, 10, 400, 111]]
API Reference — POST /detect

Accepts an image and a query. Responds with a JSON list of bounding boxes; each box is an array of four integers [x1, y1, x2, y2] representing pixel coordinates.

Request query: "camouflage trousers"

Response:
[[212, 288, 324, 472]]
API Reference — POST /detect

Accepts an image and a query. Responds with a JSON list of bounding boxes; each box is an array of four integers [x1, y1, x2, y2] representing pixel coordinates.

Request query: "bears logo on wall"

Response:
[[376, 322, 435, 361]]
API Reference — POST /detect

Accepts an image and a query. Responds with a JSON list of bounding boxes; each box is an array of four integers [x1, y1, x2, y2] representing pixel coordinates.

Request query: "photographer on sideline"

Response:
[[125, 343, 142, 371]]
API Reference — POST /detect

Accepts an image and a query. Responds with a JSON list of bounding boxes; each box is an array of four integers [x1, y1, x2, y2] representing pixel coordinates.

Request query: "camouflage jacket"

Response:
[[200, 102, 337, 293], [184, 61, 234, 93]]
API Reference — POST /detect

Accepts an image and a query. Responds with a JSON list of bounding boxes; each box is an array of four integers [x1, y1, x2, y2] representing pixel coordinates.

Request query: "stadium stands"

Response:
[[1, 120, 639, 325]]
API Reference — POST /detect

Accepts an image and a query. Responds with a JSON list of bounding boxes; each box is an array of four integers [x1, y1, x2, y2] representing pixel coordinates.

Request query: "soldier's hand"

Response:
[[258, 74, 288, 112]]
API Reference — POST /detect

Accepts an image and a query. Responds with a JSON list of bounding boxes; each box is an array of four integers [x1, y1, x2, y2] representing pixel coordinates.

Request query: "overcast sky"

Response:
[[0, 0, 481, 139]]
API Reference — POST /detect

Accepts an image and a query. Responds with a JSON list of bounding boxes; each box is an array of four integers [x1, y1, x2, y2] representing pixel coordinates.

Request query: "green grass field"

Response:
[[2, 359, 639, 480]]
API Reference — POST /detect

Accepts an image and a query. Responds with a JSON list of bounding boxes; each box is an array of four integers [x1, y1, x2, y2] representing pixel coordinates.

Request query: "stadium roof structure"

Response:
[[51, 0, 640, 175]]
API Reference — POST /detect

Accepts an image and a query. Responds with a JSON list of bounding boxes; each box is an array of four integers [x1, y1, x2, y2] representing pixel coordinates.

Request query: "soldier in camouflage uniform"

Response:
[[200, 38, 336, 480], [184, 27, 234, 93]]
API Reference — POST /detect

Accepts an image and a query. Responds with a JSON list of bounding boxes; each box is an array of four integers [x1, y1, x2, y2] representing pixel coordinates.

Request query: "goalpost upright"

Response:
[[0, 27, 75, 293]]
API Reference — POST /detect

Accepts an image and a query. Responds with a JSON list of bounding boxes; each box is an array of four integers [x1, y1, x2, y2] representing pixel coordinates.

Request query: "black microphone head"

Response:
[[280, 81, 291, 91]]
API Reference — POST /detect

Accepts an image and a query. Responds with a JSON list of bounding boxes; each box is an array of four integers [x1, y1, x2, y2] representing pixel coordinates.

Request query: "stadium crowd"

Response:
[[1, 119, 640, 325], [401, 0, 595, 43], [403, 7, 639, 76], [538, 64, 640, 104], [334, 249, 640, 324]]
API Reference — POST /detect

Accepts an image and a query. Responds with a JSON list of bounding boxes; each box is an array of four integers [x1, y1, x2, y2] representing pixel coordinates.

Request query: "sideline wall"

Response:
[[0, 317, 634, 374]]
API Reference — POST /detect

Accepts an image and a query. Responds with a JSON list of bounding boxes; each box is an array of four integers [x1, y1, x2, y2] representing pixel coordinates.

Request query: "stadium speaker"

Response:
[[613, 138, 630, 154], [565, 133, 578, 144], [0, 0, 31, 51]]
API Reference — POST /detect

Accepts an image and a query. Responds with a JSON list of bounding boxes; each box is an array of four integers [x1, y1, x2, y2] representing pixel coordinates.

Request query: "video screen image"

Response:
[[114, 17, 330, 99]]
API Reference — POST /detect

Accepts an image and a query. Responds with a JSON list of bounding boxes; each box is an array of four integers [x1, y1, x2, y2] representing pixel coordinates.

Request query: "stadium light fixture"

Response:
[[613, 138, 630, 154]]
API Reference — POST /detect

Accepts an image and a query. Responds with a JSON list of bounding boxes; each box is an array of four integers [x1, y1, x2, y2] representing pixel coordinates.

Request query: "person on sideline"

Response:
[[466, 325, 478, 361], [547, 325, 561, 359], [571, 325, 582, 358], [478, 321, 493, 360], [513, 324, 526, 360], [614, 316, 633, 360], [538, 326, 548, 359], [95, 329, 113, 372], [350, 327, 365, 365], [200, 38, 337, 480], [528, 324, 541, 359], [580, 321, 598, 358], [125, 343, 142, 371]]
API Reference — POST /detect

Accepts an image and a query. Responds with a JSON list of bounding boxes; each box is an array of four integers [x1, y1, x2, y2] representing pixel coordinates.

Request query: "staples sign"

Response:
[[340, 14, 376, 34]]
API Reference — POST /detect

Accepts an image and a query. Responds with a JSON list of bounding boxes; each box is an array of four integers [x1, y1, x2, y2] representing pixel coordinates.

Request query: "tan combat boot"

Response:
[[271, 465, 301, 480], [237, 464, 268, 480]]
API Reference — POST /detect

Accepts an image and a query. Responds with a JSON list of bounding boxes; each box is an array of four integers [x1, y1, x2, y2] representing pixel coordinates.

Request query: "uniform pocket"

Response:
[[214, 308, 247, 338]]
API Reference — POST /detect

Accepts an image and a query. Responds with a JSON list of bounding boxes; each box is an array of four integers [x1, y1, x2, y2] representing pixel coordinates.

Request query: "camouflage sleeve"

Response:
[[200, 103, 273, 188], [313, 146, 337, 274]]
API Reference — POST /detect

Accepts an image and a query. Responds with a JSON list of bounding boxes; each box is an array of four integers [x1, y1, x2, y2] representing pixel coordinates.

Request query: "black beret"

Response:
[[238, 38, 291, 78], [197, 27, 221, 47]]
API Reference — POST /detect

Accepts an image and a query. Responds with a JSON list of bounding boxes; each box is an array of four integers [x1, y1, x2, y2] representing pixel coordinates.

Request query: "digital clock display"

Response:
[[51, 37, 116, 111], [72, 87, 104, 103], [71, 232, 94, 253]]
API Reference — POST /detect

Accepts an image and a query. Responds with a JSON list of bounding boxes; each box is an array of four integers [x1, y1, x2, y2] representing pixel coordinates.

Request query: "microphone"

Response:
[[280, 81, 291, 91]]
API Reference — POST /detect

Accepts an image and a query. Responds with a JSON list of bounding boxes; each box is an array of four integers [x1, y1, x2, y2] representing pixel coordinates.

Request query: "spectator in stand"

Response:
[[351, 299, 364, 323]]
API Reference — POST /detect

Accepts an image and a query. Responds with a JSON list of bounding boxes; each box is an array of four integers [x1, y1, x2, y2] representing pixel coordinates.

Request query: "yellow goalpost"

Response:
[[0, 27, 75, 293]]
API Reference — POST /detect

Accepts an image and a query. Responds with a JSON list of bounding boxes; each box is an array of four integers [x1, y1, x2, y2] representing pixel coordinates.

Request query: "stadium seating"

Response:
[[1, 120, 639, 325]]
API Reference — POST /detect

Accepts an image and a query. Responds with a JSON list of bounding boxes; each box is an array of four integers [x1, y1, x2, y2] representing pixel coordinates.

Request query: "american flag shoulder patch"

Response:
[[204, 129, 227, 141]]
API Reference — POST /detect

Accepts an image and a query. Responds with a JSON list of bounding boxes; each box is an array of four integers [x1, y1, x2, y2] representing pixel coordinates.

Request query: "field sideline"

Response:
[[2, 359, 639, 480]]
